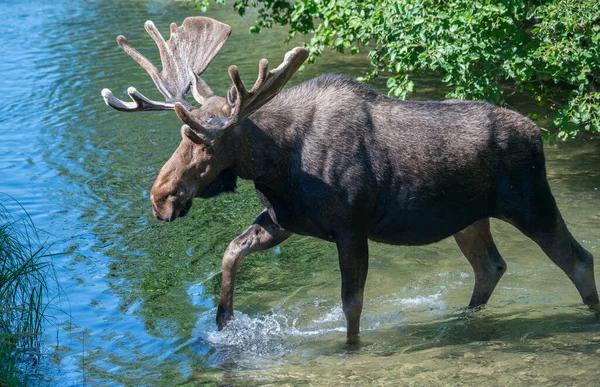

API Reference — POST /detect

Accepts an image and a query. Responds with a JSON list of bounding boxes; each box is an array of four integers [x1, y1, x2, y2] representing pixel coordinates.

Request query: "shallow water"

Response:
[[0, 0, 599, 385]]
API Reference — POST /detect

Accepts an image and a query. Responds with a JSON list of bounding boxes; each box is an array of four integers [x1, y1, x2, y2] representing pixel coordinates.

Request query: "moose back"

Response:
[[102, 17, 599, 343]]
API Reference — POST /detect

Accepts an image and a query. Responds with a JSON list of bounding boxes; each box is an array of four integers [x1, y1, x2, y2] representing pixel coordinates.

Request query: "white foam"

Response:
[[312, 305, 344, 324], [390, 293, 444, 308]]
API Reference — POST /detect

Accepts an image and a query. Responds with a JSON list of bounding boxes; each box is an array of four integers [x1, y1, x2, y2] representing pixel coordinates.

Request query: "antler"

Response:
[[175, 47, 309, 139], [101, 17, 231, 112], [228, 47, 309, 122]]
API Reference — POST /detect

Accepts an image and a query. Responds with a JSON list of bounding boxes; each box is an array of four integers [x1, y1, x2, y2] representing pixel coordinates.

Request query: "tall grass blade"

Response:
[[0, 193, 57, 385]]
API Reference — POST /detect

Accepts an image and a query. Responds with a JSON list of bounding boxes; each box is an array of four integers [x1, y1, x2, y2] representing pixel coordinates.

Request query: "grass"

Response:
[[0, 194, 56, 386]]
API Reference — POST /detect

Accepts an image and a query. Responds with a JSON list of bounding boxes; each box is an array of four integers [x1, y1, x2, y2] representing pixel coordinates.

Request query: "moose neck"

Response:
[[230, 110, 295, 185]]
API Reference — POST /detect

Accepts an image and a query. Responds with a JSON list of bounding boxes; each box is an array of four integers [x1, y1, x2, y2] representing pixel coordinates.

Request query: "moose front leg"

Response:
[[336, 230, 369, 344], [217, 210, 292, 330]]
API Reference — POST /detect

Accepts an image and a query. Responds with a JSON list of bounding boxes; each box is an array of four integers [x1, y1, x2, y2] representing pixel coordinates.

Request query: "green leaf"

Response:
[[229, 0, 600, 139]]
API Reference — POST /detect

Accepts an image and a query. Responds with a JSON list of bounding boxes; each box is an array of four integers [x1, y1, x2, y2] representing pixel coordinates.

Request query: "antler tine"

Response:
[[174, 103, 227, 140], [101, 33, 177, 112], [145, 20, 199, 102], [227, 47, 309, 123], [228, 65, 247, 106], [181, 124, 205, 145], [172, 17, 231, 104], [101, 87, 189, 112], [101, 17, 231, 113], [190, 69, 214, 105], [143, 21, 178, 99], [116, 34, 173, 100], [250, 59, 269, 93]]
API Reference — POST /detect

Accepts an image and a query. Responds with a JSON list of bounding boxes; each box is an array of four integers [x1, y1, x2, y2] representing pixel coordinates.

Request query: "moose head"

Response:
[[101, 17, 308, 221]]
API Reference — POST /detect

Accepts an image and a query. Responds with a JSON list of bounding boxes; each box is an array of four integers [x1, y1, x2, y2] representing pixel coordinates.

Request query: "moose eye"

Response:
[[205, 116, 232, 127]]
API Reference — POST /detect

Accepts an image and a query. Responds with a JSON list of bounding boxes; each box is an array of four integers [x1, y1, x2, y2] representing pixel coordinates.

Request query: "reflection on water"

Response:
[[0, 0, 599, 385]]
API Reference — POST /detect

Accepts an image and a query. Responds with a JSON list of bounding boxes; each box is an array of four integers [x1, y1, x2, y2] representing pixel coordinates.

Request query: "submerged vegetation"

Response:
[[186, 0, 600, 140], [0, 195, 55, 386]]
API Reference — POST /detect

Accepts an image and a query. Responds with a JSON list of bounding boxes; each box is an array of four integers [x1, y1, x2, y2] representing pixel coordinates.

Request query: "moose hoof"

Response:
[[216, 307, 232, 330], [589, 303, 600, 321], [346, 333, 360, 345]]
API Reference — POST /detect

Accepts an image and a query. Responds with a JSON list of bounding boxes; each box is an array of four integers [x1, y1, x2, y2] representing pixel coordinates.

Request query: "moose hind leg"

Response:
[[454, 218, 507, 308], [217, 210, 292, 329], [504, 180, 599, 310], [543, 226, 599, 309]]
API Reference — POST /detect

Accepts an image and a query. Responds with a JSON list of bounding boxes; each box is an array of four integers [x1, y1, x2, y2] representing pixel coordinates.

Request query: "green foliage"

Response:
[[185, 0, 600, 140], [0, 195, 55, 386]]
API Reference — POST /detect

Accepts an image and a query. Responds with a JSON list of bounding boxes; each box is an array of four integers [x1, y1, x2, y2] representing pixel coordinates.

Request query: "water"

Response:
[[0, 0, 599, 385]]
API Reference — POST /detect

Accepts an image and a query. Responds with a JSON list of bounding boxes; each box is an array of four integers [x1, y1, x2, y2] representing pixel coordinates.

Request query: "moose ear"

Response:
[[181, 125, 206, 144], [227, 85, 238, 106]]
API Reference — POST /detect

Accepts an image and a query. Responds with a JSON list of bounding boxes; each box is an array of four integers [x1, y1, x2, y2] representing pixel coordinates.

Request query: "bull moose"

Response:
[[101, 17, 599, 343]]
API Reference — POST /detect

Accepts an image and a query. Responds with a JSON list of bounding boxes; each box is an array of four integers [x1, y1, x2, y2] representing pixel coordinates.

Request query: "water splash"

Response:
[[390, 293, 443, 308], [189, 277, 462, 366]]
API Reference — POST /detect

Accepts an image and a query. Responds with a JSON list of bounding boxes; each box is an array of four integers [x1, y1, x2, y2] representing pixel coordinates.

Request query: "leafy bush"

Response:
[[0, 195, 55, 386], [185, 0, 600, 140]]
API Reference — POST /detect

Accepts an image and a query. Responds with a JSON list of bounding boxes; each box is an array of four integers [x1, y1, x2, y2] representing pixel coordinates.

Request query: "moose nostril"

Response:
[[151, 199, 170, 221], [179, 201, 192, 218]]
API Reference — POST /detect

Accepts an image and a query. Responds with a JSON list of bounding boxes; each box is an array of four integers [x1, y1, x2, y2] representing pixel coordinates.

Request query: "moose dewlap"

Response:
[[102, 17, 599, 344]]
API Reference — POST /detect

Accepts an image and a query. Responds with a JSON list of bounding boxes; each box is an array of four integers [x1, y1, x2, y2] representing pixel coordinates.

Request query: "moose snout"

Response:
[[151, 195, 192, 222], [151, 197, 174, 222]]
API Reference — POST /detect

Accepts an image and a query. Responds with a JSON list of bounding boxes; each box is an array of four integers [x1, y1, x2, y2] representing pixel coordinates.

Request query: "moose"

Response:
[[102, 17, 598, 343]]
